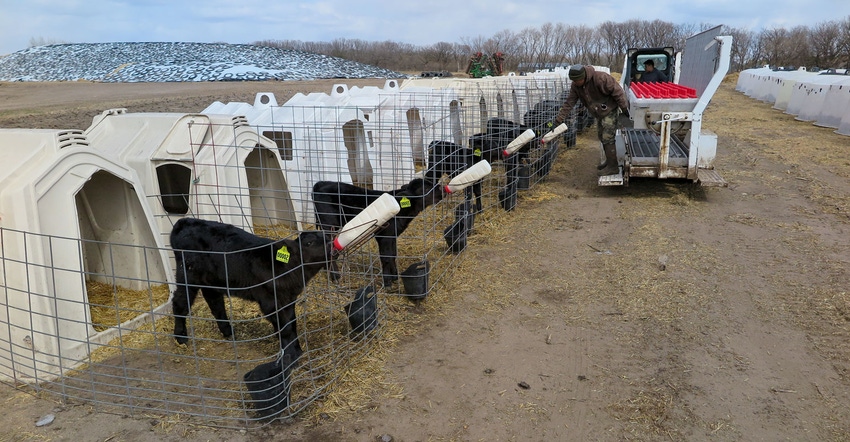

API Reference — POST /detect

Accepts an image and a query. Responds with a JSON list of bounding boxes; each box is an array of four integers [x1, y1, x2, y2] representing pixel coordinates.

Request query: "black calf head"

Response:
[[426, 140, 469, 181], [400, 178, 445, 209], [292, 230, 334, 267]]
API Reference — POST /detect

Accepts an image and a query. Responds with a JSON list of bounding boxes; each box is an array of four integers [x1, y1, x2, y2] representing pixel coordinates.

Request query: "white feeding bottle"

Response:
[[541, 123, 569, 143], [333, 192, 401, 251], [502, 128, 536, 156], [444, 160, 492, 193]]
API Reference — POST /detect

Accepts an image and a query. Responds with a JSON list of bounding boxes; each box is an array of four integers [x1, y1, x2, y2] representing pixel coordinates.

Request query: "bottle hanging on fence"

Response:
[[503, 129, 536, 156], [333, 193, 401, 251], [541, 123, 569, 143], [444, 160, 492, 193]]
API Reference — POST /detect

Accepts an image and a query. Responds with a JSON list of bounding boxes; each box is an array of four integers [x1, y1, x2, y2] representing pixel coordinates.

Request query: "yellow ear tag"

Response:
[[276, 246, 290, 263], [473, 148, 482, 157], [400, 197, 411, 208]]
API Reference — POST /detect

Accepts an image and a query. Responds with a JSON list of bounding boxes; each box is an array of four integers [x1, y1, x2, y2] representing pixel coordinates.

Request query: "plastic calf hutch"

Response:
[[85, 109, 300, 238], [0, 128, 171, 382], [204, 83, 464, 227], [813, 77, 850, 129]]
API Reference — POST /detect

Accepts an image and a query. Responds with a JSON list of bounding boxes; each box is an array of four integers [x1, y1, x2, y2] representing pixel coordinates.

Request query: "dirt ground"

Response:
[[2, 76, 850, 442]]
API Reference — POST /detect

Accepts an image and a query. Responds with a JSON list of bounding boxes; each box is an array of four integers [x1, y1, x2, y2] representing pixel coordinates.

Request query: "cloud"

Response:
[[2, 0, 848, 55]]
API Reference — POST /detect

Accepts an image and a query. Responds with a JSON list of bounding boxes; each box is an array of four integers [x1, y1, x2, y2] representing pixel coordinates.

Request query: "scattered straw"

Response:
[[87, 281, 170, 332]]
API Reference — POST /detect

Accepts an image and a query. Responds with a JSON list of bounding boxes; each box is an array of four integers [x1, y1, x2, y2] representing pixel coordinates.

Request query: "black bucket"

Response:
[[499, 182, 518, 211], [443, 219, 467, 254], [400, 260, 430, 302], [517, 164, 531, 190], [538, 144, 556, 178], [443, 202, 469, 254]]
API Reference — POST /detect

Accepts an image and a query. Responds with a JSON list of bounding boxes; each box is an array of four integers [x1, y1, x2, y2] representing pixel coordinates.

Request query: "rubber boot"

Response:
[[597, 144, 608, 170], [597, 143, 619, 176], [597, 157, 608, 170]]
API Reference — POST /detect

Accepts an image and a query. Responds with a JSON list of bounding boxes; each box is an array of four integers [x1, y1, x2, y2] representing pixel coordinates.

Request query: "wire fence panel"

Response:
[[0, 73, 575, 428]]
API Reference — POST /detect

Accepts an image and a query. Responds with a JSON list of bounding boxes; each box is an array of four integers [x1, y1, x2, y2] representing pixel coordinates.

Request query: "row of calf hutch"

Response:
[[735, 67, 850, 135], [0, 71, 577, 427]]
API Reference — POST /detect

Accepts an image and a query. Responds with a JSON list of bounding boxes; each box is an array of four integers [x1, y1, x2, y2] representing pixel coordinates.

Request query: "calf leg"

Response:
[[277, 305, 302, 365], [470, 183, 483, 214], [326, 254, 341, 282], [376, 236, 399, 286], [171, 280, 200, 345], [202, 287, 233, 338], [258, 295, 303, 365]]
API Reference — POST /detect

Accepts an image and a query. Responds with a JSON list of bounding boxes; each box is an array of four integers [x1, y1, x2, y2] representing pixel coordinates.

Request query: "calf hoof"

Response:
[[382, 276, 398, 288], [328, 270, 342, 282], [174, 335, 189, 346], [219, 324, 234, 339], [282, 342, 303, 367]]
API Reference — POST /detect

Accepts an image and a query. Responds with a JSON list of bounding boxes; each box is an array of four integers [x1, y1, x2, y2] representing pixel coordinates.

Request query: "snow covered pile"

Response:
[[0, 42, 408, 82]]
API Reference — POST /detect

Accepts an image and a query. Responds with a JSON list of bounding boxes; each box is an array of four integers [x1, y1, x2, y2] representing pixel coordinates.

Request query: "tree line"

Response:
[[256, 17, 850, 74]]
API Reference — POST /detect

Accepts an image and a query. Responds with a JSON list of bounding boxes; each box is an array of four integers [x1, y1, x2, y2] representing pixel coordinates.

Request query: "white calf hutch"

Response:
[[84, 108, 300, 237], [813, 77, 850, 129], [0, 128, 172, 382], [0, 75, 574, 428], [736, 66, 850, 137]]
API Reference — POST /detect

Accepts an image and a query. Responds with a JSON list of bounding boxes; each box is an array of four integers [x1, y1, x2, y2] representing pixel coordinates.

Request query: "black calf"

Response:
[[425, 140, 483, 213], [170, 217, 332, 363], [468, 117, 536, 163], [313, 178, 444, 286]]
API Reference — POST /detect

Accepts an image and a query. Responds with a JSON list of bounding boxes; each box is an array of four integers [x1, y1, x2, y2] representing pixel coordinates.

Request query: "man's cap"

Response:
[[568, 64, 586, 81]]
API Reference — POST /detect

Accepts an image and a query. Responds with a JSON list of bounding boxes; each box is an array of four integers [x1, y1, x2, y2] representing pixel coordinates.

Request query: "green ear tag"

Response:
[[276, 246, 290, 263], [400, 197, 411, 208], [473, 148, 482, 157]]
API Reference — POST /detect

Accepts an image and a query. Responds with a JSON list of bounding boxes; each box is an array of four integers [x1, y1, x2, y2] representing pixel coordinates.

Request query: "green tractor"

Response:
[[466, 52, 504, 78]]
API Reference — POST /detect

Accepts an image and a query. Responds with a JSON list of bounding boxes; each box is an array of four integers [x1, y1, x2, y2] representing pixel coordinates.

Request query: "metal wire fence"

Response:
[[0, 72, 580, 428]]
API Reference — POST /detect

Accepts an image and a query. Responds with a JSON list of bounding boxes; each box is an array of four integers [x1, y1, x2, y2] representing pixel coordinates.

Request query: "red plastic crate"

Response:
[[630, 82, 696, 99]]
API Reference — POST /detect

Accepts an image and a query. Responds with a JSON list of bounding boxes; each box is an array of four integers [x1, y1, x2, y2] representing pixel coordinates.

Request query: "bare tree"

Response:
[[809, 21, 842, 68], [839, 16, 850, 68], [642, 20, 678, 48], [577, 26, 604, 65], [671, 23, 698, 50], [252, 15, 850, 75], [598, 20, 633, 68], [452, 42, 472, 72], [759, 27, 792, 68], [786, 25, 813, 67], [723, 26, 756, 71], [418, 42, 455, 71], [514, 26, 545, 71], [460, 35, 490, 55]]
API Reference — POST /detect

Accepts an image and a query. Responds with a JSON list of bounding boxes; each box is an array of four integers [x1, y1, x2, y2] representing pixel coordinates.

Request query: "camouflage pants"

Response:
[[596, 109, 620, 145]]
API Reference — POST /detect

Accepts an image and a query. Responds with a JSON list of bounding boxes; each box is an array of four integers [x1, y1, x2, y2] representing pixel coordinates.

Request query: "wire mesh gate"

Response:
[[0, 73, 576, 428]]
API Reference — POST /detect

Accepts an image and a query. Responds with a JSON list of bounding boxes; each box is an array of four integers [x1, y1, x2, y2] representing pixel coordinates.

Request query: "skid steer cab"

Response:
[[599, 25, 732, 188]]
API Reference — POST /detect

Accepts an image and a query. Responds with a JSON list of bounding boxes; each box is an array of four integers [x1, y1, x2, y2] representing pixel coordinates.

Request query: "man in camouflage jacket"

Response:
[[552, 65, 630, 176]]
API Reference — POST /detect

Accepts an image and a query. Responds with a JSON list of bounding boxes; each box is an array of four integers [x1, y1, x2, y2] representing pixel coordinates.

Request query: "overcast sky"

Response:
[[2, 0, 849, 55]]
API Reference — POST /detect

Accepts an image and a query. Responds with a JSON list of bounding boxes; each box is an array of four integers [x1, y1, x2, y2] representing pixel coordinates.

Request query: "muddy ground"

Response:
[[1, 76, 849, 442]]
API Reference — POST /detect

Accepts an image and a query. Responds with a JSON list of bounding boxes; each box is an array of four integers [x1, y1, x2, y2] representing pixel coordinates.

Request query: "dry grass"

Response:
[[22, 76, 850, 438], [87, 281, 171, 332], [70, 182, 509, 426]]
